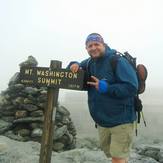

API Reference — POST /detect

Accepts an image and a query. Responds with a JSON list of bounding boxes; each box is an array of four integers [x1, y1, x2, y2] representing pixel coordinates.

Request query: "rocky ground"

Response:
[[0, 135, 163, 163]]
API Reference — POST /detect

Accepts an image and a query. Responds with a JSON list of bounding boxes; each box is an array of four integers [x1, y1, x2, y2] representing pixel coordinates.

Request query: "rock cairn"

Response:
[[0, 56, 77, 152]]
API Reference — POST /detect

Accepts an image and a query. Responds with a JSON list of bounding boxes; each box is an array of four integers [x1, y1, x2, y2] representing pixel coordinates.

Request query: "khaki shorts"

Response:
[[97, 123, 134, 159]]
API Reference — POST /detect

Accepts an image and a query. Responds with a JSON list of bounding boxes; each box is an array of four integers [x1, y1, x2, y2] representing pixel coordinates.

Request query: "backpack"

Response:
[[86, 51, 148, 135], [110, 51, 148, 135], [110, 51, 148, 95]]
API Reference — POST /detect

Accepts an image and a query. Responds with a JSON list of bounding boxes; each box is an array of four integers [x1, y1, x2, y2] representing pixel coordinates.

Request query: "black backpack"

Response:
[[110, 51, 148, 135]]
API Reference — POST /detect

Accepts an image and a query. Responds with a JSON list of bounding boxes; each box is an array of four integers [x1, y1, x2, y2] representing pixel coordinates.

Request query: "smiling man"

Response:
[[67, 33, 138, 163]]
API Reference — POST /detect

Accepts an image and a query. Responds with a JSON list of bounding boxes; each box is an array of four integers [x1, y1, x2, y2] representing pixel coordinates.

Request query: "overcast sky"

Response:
[[0, 0, 163, 92]]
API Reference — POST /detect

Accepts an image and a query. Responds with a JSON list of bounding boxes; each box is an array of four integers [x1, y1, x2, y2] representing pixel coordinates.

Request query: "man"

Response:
[[67, 33, 138, 163]]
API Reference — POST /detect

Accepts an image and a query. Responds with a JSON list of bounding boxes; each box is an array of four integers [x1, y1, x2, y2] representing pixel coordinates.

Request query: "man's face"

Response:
[[86, 41, 105, 59]]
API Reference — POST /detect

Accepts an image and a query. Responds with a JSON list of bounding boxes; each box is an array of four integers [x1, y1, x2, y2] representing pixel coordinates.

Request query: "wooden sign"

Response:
[[19, 66, 85, 90], [19, 60, 85, 163]]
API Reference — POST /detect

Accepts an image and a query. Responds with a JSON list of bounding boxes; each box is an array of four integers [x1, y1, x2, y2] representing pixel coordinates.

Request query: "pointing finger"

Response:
[[87, 81, 97, 86], [91, 76, 99, 82]]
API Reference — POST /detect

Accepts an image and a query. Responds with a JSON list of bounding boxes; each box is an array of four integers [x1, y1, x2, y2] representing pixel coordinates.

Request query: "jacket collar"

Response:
[[92, 44, 116, 62]]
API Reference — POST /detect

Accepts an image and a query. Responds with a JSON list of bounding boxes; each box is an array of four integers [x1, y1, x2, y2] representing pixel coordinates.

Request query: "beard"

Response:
[[88, 50, 105, 59]]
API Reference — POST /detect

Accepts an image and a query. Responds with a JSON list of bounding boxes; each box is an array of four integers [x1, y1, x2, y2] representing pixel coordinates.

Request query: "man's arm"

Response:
[[66, 58, 90, 70], [87, 57, 138, 98], [107, 57, 138, 98], [66, 58, 91, 90]]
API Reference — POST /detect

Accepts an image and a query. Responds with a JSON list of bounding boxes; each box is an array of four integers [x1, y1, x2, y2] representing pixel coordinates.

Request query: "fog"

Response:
[[0, 0, 163, 141], [0, 0, 163, 91]]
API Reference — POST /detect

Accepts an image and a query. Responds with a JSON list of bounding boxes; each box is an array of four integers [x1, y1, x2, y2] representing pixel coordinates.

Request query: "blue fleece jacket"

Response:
[[67, 45, 138, 127]]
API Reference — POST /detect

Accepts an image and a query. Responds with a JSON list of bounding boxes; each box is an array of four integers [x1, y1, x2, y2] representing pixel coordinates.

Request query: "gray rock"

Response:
[[0, 140, 8, 154], [57, 106, 70, 116], [8, 84, 24, 93], [0, 120, 12, 134], [61, 116, 70, 125], [0, 135, 40, 163], [19, 56, 38, 68], [135, 143, 163, 163], [40, 90, 47, 95], [1, 116, 15, 122], [31, 128, 42, 138], [67, 122, 77, 136], [37, 94, 47, 102], [1, 110, 15, 116], [37, 102, 45, 108], [30, 110, 43, 117], [27, 95, 37, 101], [129, 151, 159, 163], [55, 112, 63, 121], [24, 87, 38, 95], [17, 129, 31, 137], [144, 147, 160, 161], [4, 131, 25, 141], [76, 136, 100, 150], [65, 131, 74, 144], [158, 149, 163, 163], [13, 117, 43, 124], [54, 125, 67, 140], [53, 142, 64, 151], [0, 96, 9, 106], [12, 97, 24, 105], [153, 139, 161, 144], [15, 110, 28, 119], [0, 136, 161, 163], [30, 123, 43, 129], [23, 98, 33, 104], [1, 105, 16, 111], [20, 104, 38, 112], [52, 148, 110, 163], [3, 94, 10, 100]]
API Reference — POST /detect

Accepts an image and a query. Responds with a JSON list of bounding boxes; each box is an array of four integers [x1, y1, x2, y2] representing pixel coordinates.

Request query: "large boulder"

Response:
[[134, 143, 163, 163], [0, 56, 77, 152]]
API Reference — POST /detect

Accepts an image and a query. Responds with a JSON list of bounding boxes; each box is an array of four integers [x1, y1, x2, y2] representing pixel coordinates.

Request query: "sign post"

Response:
[[19, 60, 85, 163], [39, 60, 62, 163]]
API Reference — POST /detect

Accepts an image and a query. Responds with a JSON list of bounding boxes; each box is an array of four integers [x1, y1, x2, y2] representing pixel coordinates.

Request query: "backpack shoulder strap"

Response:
[[110, 52, 121, 74], [86, 57, 91, 72]]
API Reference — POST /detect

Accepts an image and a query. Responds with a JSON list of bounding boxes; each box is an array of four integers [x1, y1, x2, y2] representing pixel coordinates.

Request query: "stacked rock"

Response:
[[0, 56, 77, 152]]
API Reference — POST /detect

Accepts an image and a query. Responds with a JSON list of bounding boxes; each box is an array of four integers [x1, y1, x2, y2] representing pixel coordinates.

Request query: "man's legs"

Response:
[[112, 157, 128, 163], [110, 123, 134, 163], [98, 123, 134, 163], [97, 125, 111, 158]]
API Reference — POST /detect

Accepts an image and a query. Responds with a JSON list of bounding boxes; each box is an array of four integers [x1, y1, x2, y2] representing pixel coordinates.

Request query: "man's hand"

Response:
[[87, 76, 109, 93], [87, 76, 99, 90], [70, 63, 80, 73]]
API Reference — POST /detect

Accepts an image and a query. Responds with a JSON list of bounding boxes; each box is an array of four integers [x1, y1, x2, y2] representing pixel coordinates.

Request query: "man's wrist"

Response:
[[98, 80, 109, 93], [67, 61, 79, 69]]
